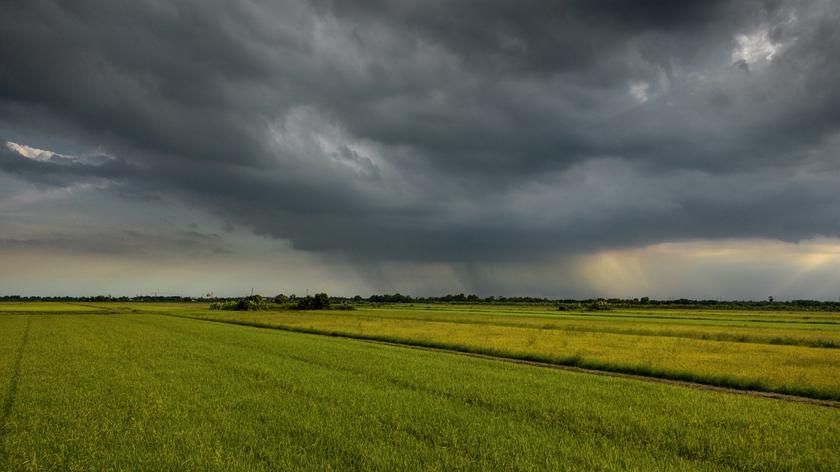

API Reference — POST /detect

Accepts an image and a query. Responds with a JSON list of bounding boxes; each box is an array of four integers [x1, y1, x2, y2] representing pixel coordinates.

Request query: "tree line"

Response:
[[4, 293, 840, 311]]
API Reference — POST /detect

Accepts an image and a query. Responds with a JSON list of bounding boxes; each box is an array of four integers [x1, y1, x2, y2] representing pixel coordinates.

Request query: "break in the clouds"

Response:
[[1, 0, 840, 298]]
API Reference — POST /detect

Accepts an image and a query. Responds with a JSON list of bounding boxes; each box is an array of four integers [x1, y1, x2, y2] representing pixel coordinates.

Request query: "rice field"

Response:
[[181, 304, 840, 400], [1, 309, 838, 470]]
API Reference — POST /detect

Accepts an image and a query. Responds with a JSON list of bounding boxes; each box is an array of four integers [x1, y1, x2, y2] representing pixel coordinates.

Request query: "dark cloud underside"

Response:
[[1, 0, 840, 291]]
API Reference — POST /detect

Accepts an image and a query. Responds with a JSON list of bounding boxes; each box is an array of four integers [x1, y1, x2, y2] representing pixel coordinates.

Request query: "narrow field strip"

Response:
[[171, 312, 840, 402], [387, 305, 840, 326], [554, 313, 840, 326], [265, 310, 840, 348]]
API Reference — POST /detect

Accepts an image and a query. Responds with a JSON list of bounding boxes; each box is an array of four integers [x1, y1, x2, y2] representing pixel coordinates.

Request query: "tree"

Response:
[[210, 296, 267, 311], [295, 293, 330, 310], [274, 294, 289, 304], [312, 293, 330, 309]]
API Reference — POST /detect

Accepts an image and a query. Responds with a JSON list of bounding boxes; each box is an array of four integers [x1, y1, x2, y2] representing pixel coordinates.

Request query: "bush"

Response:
[[295, 293, 330, 310], [210, 296, 267, 311], [586, 300, 611, 311], [209, 301, 237, 310], [334, 303, 356, 311]]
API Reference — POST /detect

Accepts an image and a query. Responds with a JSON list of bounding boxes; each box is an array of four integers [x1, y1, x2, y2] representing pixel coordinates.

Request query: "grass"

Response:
[[260, 307, 840, 347], [0, 302, 109, 313], [1, 312, 838, 470], [177, 305, 840, 401]]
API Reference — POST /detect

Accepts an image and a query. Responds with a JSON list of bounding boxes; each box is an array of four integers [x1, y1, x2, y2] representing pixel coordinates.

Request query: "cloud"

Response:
[[0, 228, 233, 257], [1, 0, 840, 295], [0, 182, 96, 212]]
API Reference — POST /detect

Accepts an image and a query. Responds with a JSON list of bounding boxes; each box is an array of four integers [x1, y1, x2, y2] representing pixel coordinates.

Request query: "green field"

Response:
[[1, 304, 839, 470], [0, 302, 110, 313], [176, 304, 840, 400]]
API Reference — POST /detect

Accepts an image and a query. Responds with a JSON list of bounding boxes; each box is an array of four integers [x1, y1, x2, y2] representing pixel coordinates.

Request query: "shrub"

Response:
[[210, 296, 267, 311], [295, 293, 330, 310], [210, 301, 237, 311], [586, 300, 611, 311]]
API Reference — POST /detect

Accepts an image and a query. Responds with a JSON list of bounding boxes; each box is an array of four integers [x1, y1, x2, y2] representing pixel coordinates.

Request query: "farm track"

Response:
[[164, 313, 840, 409]]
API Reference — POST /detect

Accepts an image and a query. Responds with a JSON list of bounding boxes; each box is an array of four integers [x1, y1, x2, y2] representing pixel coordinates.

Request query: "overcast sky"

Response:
[[2, 0, 840, 299]]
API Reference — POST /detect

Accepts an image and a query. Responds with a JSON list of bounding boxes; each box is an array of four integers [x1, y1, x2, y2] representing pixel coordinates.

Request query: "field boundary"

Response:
[[162, 313, 840, 408]]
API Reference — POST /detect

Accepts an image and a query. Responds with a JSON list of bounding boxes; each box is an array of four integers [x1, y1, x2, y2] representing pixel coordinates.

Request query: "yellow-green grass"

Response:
[[75, 301, 840, 325], [216, 307, 840, 347], [1, 313, 838, 470], [0, 302, 108, 313], [189, 307, 840, 400], [382, 304, 840, 326]]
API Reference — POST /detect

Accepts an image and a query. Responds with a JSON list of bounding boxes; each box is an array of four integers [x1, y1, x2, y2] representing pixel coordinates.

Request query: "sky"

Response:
[[2, 0, 840, 299]]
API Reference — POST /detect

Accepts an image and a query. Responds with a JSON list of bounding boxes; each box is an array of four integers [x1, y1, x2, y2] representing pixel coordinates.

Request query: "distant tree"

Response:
[[274, 294, 289, 304], [312, 293, 330, 309], [295, 293, 330, 310], [210, 296, 266, 311], [586, 300, 611, 311], [369, 293, 413, 303]]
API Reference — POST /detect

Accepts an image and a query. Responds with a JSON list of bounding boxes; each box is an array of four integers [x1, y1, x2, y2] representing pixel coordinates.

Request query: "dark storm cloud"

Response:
[[2, 0, 840, 263], [0, 229, 230, 257]]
